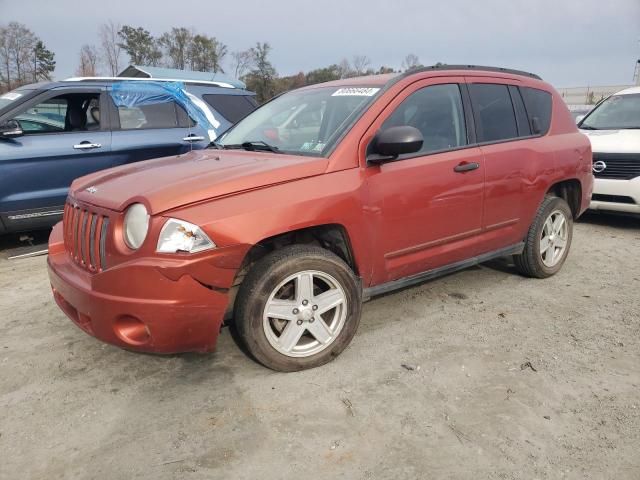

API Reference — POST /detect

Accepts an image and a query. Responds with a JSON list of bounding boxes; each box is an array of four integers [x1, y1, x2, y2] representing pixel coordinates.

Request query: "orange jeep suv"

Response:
[[48, 66, 593, 371]]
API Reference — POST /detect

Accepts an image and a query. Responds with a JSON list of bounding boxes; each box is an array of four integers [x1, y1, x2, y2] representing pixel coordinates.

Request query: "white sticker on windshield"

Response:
[[332, 88, 380, 97], [1, 92, 22, 101]]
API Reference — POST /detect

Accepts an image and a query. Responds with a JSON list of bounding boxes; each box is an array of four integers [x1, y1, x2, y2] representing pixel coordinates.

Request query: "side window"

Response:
[[14, 93, 102, 134], [202, 94, 257, 123], [380, 84, 467, 155], [15, 97, 67, 134], [519, 87, 552, 135], [116, 101, 183, 130], [468, 84, 518, 142]]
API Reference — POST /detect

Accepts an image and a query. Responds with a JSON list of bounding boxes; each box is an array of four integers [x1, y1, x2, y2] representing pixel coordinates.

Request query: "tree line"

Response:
[[0, 22, 56, 92], [1, 21, 436, 103]]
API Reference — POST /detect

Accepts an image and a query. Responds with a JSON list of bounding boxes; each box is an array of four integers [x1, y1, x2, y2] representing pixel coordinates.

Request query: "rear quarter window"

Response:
[[519, 87, 552, 135], [202, 94, 257, 123]]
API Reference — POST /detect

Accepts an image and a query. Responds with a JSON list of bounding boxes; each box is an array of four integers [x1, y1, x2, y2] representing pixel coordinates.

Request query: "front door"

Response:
[[365, 80, 485, 284], [0, 87, 112, 232]]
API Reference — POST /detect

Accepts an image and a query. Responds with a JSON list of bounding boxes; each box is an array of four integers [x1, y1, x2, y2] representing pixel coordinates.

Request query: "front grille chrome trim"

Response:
[[62, 201, 111, 272]]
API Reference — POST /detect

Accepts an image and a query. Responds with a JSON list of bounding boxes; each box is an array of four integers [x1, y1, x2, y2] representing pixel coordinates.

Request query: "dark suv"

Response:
[[0, 78, 256, 234]]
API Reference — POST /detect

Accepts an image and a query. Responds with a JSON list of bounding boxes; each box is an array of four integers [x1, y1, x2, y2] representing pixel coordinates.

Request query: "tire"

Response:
[[514, 195, 574, 278], [234, 244, 362, 372]]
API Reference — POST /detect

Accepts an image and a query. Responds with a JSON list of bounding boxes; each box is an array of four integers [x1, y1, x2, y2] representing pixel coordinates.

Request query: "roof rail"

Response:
[[63, 76, 237, 89], [407, 64, 542, 80]]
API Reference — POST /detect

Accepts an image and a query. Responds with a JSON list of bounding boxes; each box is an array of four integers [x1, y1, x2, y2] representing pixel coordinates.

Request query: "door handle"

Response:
[[454, 162, 480, 173], [73, 142, 102, 150], [182, 135, 205, 142]]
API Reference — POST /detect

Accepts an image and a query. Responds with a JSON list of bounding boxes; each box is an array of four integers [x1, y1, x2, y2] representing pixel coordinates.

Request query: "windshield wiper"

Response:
[[222, 140, 281, 153], [208, 141, 224, 149], [579, 125, 599, 130]]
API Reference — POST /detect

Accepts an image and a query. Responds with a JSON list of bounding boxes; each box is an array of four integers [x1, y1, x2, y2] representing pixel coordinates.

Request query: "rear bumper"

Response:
[[590, 177, 640, 214], [48, 222, 243, 354]]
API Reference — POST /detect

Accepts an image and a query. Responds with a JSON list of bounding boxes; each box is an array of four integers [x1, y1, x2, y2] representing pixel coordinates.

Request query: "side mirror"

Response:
[[0, 119, 23, 138], [368, 126, 423, 164], [575, 115, 585, 125]]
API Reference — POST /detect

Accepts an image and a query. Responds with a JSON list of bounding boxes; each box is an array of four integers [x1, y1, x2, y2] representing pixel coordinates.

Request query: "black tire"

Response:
[[514, 196, 574, 278], [234, 245, 362, 372]]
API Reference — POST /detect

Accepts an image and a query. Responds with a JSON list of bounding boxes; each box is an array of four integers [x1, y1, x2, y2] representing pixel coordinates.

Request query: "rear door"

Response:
[[465, 79, 544, 252], [108, 89, 209, 168], [0, 86, 112, 232]]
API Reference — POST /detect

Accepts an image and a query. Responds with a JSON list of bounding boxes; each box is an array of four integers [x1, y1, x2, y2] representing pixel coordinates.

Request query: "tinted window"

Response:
[[117, 101, 184, 130], [203, 94, 257, 123], [380, 84, 467, 154], [520, 87, 552, 135], [469, 84, 518, 142]]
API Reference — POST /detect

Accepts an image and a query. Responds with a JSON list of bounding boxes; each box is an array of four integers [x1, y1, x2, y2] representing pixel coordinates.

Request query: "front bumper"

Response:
[[590, 177, 640, 214], [48, 222, 245, 354]]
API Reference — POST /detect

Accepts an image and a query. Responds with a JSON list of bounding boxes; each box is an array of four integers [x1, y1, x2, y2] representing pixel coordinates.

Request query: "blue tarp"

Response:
[[110, 81, 215, 135]]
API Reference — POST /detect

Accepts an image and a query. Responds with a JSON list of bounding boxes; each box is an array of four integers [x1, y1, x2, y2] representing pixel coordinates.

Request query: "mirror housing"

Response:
[[368, 126, 424, 164], [0, 119, 23, 138]]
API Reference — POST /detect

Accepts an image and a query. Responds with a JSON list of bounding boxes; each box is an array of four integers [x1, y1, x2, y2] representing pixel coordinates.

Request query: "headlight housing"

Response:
[[123, 203, 149, 250], [156, 218, 216, 254]]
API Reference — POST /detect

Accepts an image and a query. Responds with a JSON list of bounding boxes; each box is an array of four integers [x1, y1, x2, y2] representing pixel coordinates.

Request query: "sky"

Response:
[[1, 0, 639, 88]]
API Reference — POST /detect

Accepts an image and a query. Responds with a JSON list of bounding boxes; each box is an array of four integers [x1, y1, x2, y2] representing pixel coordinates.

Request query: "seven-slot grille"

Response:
[[63, 202, 109, 272], [593, 153, 640, 180]]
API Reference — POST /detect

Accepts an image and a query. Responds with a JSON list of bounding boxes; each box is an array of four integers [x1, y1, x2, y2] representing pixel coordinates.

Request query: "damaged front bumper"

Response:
[[47, 222, 247, 354]]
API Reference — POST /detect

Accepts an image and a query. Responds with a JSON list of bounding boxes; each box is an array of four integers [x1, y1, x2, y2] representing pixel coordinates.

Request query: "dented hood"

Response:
[[71, 149, 328, 214]]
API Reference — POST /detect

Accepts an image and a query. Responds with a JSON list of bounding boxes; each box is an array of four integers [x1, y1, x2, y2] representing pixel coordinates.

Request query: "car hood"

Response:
[[71, 149, 328, 214], [579, 128, 640, 154]]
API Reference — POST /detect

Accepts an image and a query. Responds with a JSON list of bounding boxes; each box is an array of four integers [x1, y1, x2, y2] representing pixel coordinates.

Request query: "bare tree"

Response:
[[76, 44, 99, 76], [99, 20, 122, 76], [337, 58, 352, 79], [230, 50, 253, 79], [0, 22, 53, 91], [213, 40, 227, 73], [351, 55, 371, 76], [401, 53, 422, 72]]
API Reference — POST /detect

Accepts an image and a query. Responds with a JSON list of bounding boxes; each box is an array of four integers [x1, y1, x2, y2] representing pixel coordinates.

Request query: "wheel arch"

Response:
[[546, 178, 582, 218], [223, 223, 359, 322]]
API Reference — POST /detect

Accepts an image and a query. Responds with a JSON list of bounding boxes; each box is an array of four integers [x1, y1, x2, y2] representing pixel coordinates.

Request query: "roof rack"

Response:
[[408, 65, 542, 80], [63, 76, 237, 89]]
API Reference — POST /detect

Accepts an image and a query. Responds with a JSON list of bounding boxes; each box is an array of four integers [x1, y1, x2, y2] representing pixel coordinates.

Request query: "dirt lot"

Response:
[[1, 214, 639, 480]]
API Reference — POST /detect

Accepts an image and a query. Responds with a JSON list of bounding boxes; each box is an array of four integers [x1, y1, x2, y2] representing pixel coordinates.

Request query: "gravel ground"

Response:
[[1, 213, 639, 480]]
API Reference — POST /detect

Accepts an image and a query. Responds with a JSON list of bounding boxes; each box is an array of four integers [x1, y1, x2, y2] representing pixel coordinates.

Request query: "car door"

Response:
[[465, 79, 543, 252], [0, 86, 112, 232], [365, 80, 485, 284], [108, 89, 209, 168]]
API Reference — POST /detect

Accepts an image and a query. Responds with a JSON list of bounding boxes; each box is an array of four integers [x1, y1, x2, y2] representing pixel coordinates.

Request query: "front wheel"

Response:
[[234, 245, 362, 371], [514, 196, 574, 278]]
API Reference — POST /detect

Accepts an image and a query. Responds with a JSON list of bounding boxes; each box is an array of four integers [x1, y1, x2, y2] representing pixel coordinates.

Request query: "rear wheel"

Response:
[[514, 196, 573, 278], [234, 245, 362, 371]]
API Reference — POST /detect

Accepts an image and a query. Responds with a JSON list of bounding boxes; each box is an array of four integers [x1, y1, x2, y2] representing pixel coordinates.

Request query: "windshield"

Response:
[[218, 86, 381, 156], [580, 93, 640, 130], [0, 89, 30, 110]]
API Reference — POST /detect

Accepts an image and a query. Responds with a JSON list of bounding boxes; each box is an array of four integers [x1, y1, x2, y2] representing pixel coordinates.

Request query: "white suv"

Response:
[[578, 86, 640, 214]]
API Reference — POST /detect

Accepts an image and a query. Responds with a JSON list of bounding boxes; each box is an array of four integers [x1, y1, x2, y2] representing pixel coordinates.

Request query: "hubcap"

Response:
[[540, 209, 568, 267], [262, 270, 348, 358]]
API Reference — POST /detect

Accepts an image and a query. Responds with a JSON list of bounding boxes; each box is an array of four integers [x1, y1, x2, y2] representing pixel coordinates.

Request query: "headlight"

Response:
[[156, 218, 216, 254], [123, 203, 149, 250]]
